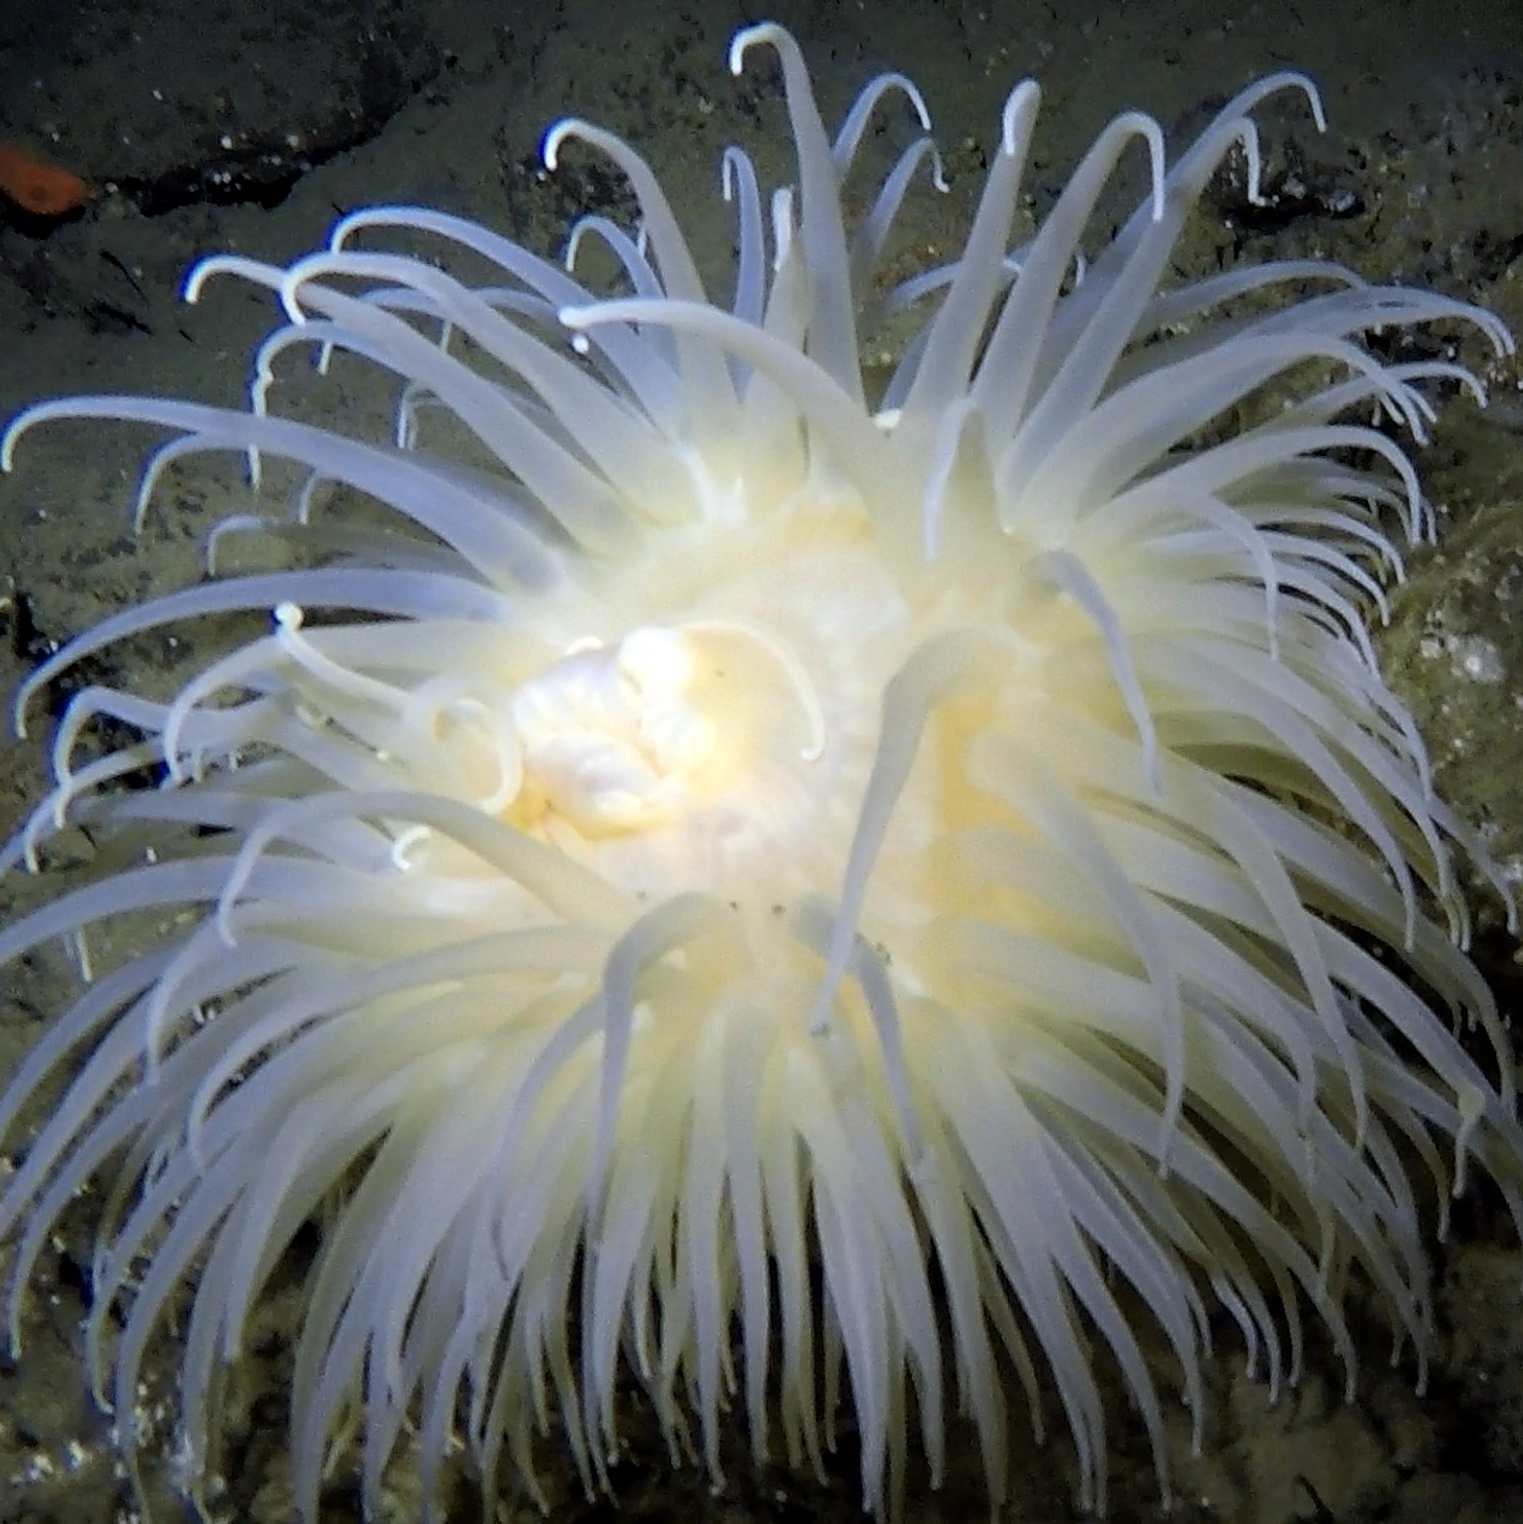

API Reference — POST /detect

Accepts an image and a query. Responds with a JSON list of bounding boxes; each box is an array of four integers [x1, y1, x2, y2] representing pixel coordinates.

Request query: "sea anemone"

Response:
[[1, 19, 1520, 1521]]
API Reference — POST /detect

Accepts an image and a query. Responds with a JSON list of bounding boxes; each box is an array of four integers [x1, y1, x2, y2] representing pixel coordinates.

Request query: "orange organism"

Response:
[[0, 141, 92, 217]]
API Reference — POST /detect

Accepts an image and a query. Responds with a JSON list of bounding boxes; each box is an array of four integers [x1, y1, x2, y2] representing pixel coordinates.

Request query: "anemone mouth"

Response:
[[1, 19, 1521, 1524]]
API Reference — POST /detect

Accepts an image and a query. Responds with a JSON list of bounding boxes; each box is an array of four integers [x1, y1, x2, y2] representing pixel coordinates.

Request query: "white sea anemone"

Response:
[[1, 20, 1520, 1521]]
